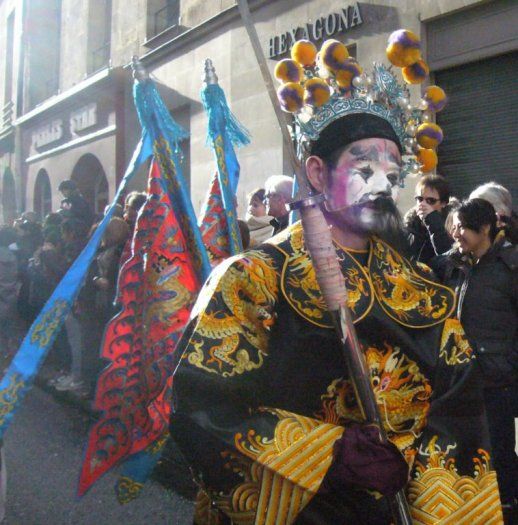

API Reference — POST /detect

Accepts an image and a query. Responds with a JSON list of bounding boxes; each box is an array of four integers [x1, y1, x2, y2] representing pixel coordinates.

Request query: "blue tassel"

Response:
[[201, 83, 251, 148], [134, 79, 189, 153]]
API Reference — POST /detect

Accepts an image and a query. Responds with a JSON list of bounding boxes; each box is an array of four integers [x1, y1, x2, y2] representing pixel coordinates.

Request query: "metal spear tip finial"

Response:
[[203, 58, 219, 85], [131, 56, 149, 82]]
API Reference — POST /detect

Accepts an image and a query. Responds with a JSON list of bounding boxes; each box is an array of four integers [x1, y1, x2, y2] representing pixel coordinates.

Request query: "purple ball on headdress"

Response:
[[402, 59, 429, 84], [274, 59, 303, 84], [277, 82, 304, 113], [416, 123, 443, 149], [386, 29, 421, 68], [335, 58, 363, 88], [423, 86, 448, 112], [303, 78, 331, 107], [320, 39, 349, 72]]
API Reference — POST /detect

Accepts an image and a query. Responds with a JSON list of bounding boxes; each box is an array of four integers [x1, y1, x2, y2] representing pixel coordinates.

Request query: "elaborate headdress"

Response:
[[275, 30, 448, 184]]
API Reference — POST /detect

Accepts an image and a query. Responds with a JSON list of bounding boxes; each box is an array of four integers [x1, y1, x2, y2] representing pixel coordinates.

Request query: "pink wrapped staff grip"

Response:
[[300, 203, 346, 311]]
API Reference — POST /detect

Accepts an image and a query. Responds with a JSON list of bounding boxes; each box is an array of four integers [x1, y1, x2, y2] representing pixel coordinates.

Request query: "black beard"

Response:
[[325, 197, 410, 254]]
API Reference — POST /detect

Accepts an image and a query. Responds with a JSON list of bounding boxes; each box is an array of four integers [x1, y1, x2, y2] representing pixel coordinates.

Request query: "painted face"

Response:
[[451, 212, 488, 255], [322, 138, 402, 235], [247, 196, 267, 218], [325, 138, 402, 211]]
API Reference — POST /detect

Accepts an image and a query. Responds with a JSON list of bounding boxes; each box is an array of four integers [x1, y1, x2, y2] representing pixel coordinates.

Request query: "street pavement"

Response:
[[3, 386, 194, 524]]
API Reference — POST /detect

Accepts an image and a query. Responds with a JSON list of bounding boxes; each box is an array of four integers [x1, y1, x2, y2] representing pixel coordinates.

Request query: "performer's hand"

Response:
[[324, 424, 409, 497]]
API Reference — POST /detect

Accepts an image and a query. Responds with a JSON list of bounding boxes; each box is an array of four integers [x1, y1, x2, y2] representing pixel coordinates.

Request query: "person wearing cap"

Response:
[[169, 35, 501, 524], [58, 179, 94, 227]]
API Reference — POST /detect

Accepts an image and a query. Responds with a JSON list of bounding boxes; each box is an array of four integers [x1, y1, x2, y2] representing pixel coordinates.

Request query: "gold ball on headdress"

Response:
[[277, 82, 304, 113], [402, 59, 429, 84], [274, 59, 304, 84], [417, 147, 438, 172], [320, 39, 349, 72], [386, 29, 421, 68], [335, 58, 363, 89], [423, 86, 448, 112], [303, 77, 331, 107], [416, 123, 443, 149], [291, 40, 318, 67]]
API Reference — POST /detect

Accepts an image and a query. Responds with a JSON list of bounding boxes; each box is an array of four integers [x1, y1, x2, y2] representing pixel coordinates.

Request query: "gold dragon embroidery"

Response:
[[371, 239, 455, 327], [439, 318, 473, 365], [186, 251, 279, 377], [318, 344, 431, 454]]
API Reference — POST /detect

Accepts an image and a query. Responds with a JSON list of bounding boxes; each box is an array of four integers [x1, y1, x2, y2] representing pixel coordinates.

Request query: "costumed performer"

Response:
[[169, 33, 503, 524]]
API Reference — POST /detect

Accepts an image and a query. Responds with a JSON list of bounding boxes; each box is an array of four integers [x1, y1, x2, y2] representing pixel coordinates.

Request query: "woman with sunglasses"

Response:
[[404, 174, 453, 263]]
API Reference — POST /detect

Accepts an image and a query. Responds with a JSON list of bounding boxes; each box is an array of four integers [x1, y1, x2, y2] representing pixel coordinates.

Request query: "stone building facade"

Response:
[[0, 0, 517, 223]]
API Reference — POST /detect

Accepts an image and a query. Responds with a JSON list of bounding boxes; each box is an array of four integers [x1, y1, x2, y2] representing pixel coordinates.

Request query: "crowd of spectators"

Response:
[[0, 181, 147, 396], [0, 175, 515, 511]]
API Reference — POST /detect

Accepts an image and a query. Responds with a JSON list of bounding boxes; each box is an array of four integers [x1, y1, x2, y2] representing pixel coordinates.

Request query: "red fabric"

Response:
[[78, 161, 201, 495], [198, 173, 230, 265]]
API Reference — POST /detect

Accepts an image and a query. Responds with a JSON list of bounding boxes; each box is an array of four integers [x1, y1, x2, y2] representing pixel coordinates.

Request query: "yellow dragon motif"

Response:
[[439, 318, 473, 365], [318, 343, 432, 453], [270, 224, 454, 329], [278, 225, 372, 326], [370, 239, 454, 327], [186, 251, 279, 377]]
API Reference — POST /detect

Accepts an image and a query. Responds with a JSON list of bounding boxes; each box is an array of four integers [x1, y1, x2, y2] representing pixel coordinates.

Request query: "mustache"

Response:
[[358, 195, 399, 214], [359, 196, 408, 250]]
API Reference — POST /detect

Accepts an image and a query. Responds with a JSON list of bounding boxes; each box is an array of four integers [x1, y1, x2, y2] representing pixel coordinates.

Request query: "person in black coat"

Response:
[[405, 174, 453, 263], [58, 179, 94, 228], [431, 198, 518, 520]]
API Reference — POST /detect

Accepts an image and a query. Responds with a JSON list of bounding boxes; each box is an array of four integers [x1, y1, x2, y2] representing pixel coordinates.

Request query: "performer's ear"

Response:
[[306, 155, 327, 193]]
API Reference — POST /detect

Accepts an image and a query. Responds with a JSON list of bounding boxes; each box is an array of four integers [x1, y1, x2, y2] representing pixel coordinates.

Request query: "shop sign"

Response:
[[268, 3, 363, 58], [70, 103, 97, 133], [32, 119, 63, 149]]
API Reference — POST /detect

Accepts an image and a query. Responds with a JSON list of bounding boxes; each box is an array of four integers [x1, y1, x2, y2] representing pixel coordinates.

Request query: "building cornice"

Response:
[[14, 67, 126, 126], [25, 124, 116, 164], [132, 0, 275, 68]]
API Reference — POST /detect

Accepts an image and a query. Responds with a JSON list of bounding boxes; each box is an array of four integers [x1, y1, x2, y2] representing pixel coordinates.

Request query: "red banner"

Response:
[[78, 161, 201, 495]]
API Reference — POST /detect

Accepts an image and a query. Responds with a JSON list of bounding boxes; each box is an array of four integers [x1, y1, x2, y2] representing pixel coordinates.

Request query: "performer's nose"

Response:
[[369, 173, 392, 197]]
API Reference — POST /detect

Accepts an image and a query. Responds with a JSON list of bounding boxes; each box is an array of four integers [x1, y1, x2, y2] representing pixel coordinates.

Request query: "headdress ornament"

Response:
[[275, 30, 448, 184]]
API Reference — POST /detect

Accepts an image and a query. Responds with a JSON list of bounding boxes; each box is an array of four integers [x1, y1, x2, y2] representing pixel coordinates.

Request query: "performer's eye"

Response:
[[387, 172, 400, 186], [357, 165, 373, 181]]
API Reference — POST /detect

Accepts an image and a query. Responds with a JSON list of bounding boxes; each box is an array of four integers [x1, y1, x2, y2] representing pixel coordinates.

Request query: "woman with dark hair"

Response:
[[431, 198, 517, 519], [245, 188, 273, 247]]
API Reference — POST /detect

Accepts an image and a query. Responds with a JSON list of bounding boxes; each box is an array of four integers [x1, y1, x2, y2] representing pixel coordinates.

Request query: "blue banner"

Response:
[[201, 81, 250, 255], [0, 134, 153, 439]]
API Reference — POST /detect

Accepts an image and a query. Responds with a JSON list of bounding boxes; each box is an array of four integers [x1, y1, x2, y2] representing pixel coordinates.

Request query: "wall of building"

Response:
[[4, 0, 517, 223], [143, 0, 449, 213], [0, 0, 21, 222]]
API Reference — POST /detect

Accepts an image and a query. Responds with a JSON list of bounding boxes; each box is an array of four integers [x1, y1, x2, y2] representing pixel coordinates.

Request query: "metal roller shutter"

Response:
[[435, 51, 518, 202]]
